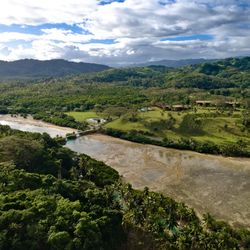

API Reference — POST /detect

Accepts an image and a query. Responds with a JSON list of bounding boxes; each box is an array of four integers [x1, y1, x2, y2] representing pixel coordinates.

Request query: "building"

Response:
[[154, 103, 171, 111], [86, 118, 107, 124], [225, 101, 241, 108], [171, 105, 189, 111], [195, 100, 213, 107], [138, 107, 153, 112]]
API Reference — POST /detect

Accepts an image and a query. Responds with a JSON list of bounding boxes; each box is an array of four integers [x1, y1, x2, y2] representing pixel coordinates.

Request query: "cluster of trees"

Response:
[[179, 114, 203, 135], [33, 112, 87, 130], [0, 126, 250, 249], [0, 163, 123, 250], [174, 73, 235, 89], [243, 113, 250, 131], [0, 81, 148, 115], [144, 117, 176, 132], [0, 126, 123, 249], [117, 184, 250, 249]]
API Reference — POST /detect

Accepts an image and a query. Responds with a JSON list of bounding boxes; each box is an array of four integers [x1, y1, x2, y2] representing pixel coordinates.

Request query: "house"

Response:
[[225, 101, 241, 108], [154, 103, 171, 111], [138, 107, 153, 112], [195, 100, 213, 107], [138, 107, 148, 112], [171, 105, 189, 111], [86, 118, 107, 124]]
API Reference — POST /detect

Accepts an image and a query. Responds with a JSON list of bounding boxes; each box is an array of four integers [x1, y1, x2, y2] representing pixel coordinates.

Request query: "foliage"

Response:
[[33, 112, 87, 130], [179, 114, 203, 134]]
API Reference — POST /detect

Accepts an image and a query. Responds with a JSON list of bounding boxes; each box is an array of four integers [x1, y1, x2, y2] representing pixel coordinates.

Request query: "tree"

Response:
[[48, 231, 72, 250]]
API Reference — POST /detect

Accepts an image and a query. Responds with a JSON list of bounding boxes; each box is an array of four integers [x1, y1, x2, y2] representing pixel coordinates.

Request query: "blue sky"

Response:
[[0, 0, 249, 65], [161, 34, 214, 41]]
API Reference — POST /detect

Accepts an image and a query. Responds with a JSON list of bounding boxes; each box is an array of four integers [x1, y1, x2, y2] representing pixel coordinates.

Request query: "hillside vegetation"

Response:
[[0, 59, 110, 80], [71, 57, 250, 89]]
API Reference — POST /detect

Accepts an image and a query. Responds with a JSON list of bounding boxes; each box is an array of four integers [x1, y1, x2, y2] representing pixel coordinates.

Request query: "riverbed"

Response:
[[67, 134, 250, 228], [0, 115, 249, 228], [0, 115, 77, 137]]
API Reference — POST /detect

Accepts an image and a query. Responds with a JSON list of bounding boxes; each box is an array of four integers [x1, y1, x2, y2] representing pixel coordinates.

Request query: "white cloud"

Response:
[[0, 0, 249, 64], [0, 32, 37, 43], [84, 0, 250, 40], [0, 0, 98, 25]]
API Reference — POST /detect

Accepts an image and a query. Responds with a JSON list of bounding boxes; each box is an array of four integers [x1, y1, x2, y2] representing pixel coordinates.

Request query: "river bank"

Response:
[[0, 115, 77, 137]]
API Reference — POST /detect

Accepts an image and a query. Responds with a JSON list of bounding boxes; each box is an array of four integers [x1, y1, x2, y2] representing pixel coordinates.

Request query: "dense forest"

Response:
[[0, 125, 250, 249]]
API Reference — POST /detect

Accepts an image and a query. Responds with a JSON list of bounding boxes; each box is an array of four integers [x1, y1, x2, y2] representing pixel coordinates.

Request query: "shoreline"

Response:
[[1, 114, 249, 160], [83, 133, 250, 168], [0, 114, 77, 135]]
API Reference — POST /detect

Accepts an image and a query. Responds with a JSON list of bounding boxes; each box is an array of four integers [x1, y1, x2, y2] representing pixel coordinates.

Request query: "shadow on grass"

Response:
[[173, 126, 207, 137]]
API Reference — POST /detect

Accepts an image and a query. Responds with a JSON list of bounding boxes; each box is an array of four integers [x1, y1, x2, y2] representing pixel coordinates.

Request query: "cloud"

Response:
[[0, 0, 98, 25], [0, 0, 249, 65]]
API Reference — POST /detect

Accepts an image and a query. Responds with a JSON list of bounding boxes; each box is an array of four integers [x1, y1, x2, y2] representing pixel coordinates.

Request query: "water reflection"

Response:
[[66, 134, 250, 228]]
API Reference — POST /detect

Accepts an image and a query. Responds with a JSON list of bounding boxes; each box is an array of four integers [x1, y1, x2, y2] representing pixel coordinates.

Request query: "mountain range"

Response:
[[0, 59, 110, 80], [0, 57, 247, 80]]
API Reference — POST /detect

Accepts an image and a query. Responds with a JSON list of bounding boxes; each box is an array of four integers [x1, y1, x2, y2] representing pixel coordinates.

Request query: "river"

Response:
[[0, 115, 77, 137], [0, 115, 250, 228]]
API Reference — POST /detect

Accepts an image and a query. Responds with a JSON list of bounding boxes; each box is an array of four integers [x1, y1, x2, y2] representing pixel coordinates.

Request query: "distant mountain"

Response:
[[134, 58, 218, 68], [163, 56, 250, 89], [0, 59, 110, 80], [82, 56, 250, 89]]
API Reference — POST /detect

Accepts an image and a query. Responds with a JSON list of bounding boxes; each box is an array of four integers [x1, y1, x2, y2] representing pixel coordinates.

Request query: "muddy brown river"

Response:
[[0, 115, 249, 228], [67, 134, 250, 229]]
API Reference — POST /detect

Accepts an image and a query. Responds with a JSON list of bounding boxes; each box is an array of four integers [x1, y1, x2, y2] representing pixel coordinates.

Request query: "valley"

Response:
[[0, 57, 250, 249], [0, 115, 249, 229], [1, 1, 250, 248]]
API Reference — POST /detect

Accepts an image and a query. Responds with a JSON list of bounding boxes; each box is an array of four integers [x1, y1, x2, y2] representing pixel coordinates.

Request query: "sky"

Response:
[[0, 0, 249, 66]]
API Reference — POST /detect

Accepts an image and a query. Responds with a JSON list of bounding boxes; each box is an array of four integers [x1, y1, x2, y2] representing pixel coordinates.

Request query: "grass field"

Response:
[[66, 108, 250, 148], [66, 111, 104, 122], [105, 108, 250, 147]]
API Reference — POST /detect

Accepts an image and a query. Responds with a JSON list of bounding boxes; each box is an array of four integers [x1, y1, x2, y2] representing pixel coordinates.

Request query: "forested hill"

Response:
[[76, 56, 250, 89], [1, 57, 250, 89], [164, 56, 250, 89], [0, 59, 110, 80]]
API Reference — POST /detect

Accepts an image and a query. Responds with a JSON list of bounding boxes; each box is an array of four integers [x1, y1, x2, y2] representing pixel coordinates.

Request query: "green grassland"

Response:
[[66, 111, 104, 122], [114, 110, 248, 147], [68, 107, 250, 148]]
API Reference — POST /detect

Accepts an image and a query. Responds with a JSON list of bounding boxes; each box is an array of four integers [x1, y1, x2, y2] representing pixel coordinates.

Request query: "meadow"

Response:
[[66, 111, 104, 122], [67, 107, 250, 149]]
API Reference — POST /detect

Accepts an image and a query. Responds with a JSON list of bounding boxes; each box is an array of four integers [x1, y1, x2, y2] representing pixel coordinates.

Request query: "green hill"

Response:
[[0, 59, 110, 80], [69, 56, 250, 89]]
